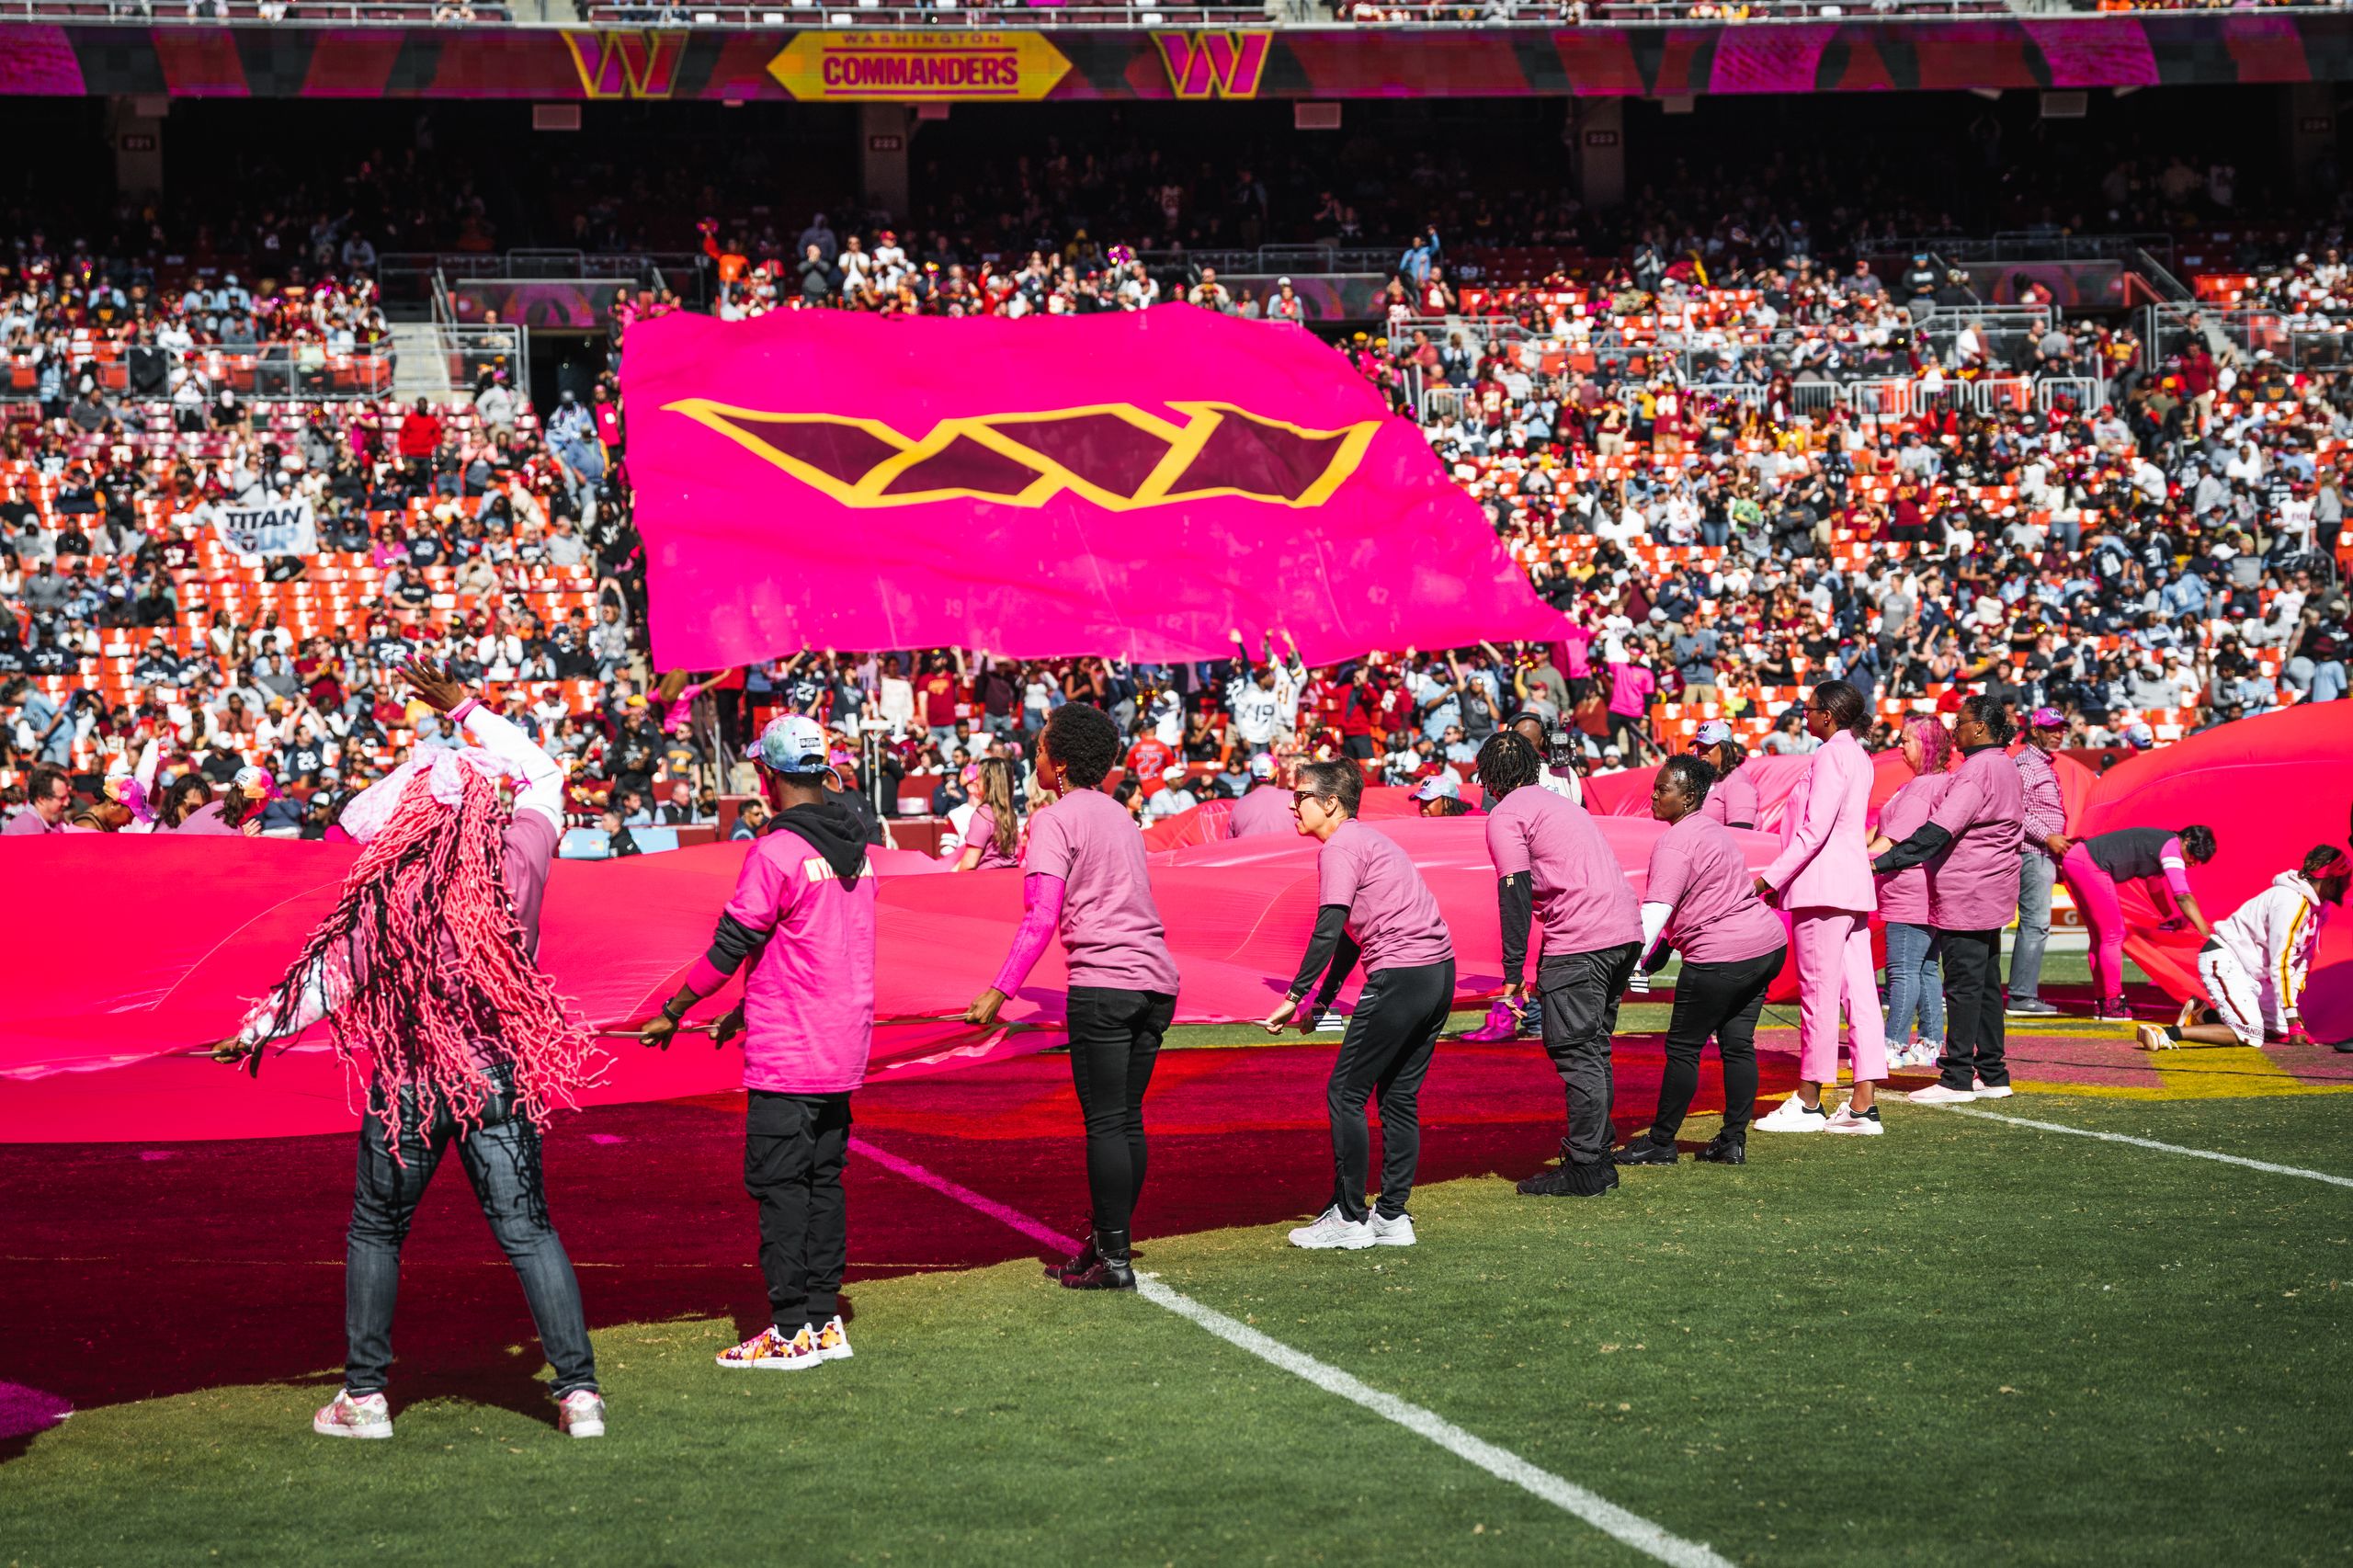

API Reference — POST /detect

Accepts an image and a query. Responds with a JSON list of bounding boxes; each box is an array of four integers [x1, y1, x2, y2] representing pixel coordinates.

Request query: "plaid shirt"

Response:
[[2015, 744, 2065, 853]]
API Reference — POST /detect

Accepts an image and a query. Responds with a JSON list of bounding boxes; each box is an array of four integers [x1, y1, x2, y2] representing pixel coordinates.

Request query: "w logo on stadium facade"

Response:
[[1154, 31, 1271, 100], [563, 30, 688, 99]]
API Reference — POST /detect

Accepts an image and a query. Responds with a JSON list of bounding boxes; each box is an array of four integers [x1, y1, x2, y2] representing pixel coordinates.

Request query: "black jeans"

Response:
[[1536, 943, 1640, 1165], [1650, 945, 1784, 1142], [1937, 927, 2009, 1090], [745, 1090, 852, 1334], [1326, 959, 1452, 1222], [1065, 986, 1177, 1235], [346, 1070, 597, 1399]]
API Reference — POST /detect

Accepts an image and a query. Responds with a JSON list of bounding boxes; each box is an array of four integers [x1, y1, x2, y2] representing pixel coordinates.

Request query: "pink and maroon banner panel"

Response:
[[620, 304, 1567, 667]]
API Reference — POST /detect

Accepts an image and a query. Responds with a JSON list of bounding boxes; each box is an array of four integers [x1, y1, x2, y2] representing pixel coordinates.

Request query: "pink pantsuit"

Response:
[[1758, 730, 1887, 1085]]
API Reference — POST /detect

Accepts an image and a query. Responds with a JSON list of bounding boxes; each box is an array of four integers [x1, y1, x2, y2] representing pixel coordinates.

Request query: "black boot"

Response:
[[1059, 1229, 1136, 1291], [1617, 1131, 1679, 1165], [1045, 1229, 1142, 1279], [1695, 1130, 1747, 1165]]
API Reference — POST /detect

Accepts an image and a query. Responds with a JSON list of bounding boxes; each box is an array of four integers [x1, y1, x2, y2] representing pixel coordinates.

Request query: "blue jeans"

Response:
[[1883, 919, 1945, 1048], [2006, 850, 2054, 1004], [345, 1069, 598, 1399]]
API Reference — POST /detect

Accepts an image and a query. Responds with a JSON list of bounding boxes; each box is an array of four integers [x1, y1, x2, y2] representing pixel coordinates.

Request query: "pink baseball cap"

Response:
[[2029, 707, 2065, 729]]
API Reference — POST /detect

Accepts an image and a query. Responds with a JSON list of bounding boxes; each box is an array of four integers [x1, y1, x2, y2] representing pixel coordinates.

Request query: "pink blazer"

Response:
[[1760, 730, 1877, 914]]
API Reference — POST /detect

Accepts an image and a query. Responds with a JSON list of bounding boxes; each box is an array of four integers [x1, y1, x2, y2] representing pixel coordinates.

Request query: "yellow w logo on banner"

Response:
[[563, 30, 688, 99], [663, 399, 1381, 510]]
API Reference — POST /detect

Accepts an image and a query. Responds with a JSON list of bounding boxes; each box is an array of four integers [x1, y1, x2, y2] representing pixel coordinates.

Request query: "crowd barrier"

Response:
[[2, 344, 392, 402]]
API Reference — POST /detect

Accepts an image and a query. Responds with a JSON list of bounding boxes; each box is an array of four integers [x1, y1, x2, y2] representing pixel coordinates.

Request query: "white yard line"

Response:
[[1946, 1108, 2353, 1189], [849, 1136, 1734, 1568]]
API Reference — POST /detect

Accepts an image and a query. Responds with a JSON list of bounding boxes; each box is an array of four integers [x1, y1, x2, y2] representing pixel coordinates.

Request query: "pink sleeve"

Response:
[[2160, 835, 2192, 899], [991, 873, 1067, 997], [1762, 761, 1836, 891]]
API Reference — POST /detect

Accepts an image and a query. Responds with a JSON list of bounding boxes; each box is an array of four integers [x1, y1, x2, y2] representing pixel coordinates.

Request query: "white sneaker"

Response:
[[1972, 1080, 2014, 1099], [1369, 1211, 1417, 1247], [1824, 1099, 1884, 1136], [1311, 1010, 1347, 1033], [1908, 1042, 1945, 1070], [313, 1389, 392, 1440], [2136, 1023, 2177, 1052], [717, 1324, 825, 1371], [1753, 1096, 1830, 1133], [1906, 1083, 1979, 1104], [813, 1314, 854, 1361], [1288, 1205, 1376, 1250], [557, 1389, 606, 1439]]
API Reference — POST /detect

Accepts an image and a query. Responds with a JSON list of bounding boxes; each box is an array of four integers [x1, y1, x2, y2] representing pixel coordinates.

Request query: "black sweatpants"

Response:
[[1065, 985, 1178, 1236], [1326, 959, 1453, 1222], [1536, 943, 1641, 1165], [1649, 944, 1784, 1142], [745, 1090, 851, 1335], [1937, 927, 2009, 1091]]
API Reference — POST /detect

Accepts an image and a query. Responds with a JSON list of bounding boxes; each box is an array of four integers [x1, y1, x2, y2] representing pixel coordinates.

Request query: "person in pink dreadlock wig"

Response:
[[208, 657, 609, 1443]]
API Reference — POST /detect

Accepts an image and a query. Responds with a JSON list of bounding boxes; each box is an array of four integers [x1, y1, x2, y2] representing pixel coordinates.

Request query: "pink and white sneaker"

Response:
[[717, 1324, 825, 1371], [313, 1389, 392, 1439], [1460, 1001, 1526, 1043], [557, 1389, 606, 1439]]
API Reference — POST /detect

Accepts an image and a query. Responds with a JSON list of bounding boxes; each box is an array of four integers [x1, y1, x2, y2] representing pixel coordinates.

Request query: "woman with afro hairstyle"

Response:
[[967, 700, 1179, 1290]]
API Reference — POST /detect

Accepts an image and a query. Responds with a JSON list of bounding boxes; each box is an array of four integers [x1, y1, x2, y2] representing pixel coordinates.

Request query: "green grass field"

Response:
[[13, 951, 2351, 1567]]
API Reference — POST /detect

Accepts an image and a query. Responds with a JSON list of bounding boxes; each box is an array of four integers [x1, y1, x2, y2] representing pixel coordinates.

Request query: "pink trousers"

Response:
[[2059, 843, 2125, 1001], [1790, 908, 1887, 1085]]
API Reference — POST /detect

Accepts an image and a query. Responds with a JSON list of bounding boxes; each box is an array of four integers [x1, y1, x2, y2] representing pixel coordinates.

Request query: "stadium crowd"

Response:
[[3, 202, 2350, 862]]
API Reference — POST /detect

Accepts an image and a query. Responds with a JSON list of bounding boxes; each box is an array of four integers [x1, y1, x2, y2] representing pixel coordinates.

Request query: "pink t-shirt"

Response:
[[1317, 819, 1453, 974], [167, 801, 238, 835], [1699, 765, 1760, 830], [1607, 661, 1655, 719], [1557, 627, 1595, 681], [2, 808, 59, 835], [1645, 812, 1784, 964], [1925, 744, 2025, 931], [962, 804, 1020, 869], [1025, 788, 1181, 994], [1483, 786, 1643, 955], [723, 832, 878, 1094], [1872, 774, 1949, 926], [1228, 784, 1296, 839]]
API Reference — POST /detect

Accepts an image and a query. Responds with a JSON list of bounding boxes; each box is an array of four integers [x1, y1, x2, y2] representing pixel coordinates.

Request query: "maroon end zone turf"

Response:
[[0, 1039, 1796, 1422]]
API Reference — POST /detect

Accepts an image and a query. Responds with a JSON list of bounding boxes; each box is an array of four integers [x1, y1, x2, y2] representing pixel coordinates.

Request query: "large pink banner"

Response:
[[620, 306, 1568, 667]]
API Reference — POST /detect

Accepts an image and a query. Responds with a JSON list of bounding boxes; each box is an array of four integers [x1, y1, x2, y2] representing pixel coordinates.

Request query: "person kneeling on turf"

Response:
[[642, 715, 877, 1373], [1263, 760, 1456, 1250], [2137, 845, 2348, 1053], [1619, 756, 1792, 1165]]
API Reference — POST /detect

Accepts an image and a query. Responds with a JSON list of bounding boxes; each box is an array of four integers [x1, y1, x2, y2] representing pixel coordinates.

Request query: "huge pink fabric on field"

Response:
[[619, 305, 1568, 667], [2073, 704, 2353, 1035], [0, 816, 1787, 1142]]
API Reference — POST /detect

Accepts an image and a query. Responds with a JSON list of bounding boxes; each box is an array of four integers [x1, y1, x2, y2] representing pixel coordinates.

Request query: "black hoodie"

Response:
[[767, 799, 870, 886]]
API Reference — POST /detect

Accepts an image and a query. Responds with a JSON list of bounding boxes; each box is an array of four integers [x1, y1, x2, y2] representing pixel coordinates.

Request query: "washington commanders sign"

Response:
[[765, 31, 1073, 102]]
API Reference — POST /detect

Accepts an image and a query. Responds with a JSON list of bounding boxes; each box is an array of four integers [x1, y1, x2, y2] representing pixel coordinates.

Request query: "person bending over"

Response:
[[2139, 846, 2347, 1053]]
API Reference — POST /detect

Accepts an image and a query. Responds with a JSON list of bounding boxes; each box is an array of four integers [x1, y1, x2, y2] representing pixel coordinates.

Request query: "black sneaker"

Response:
[[1617, 1131, 1679, 1165], [1516, 1159, 1620, 1198], [1694, 1131, 1747, 1165]]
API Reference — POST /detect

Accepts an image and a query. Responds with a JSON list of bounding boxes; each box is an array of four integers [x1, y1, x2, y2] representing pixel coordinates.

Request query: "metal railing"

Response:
[[1135, 244, 1403, 278], [5, 342, 392, 401], [431, 272, 531, 398], [7, 0, 2350, 20], [1410, 370, 2109, 430], [381, 249, 687, 305]]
